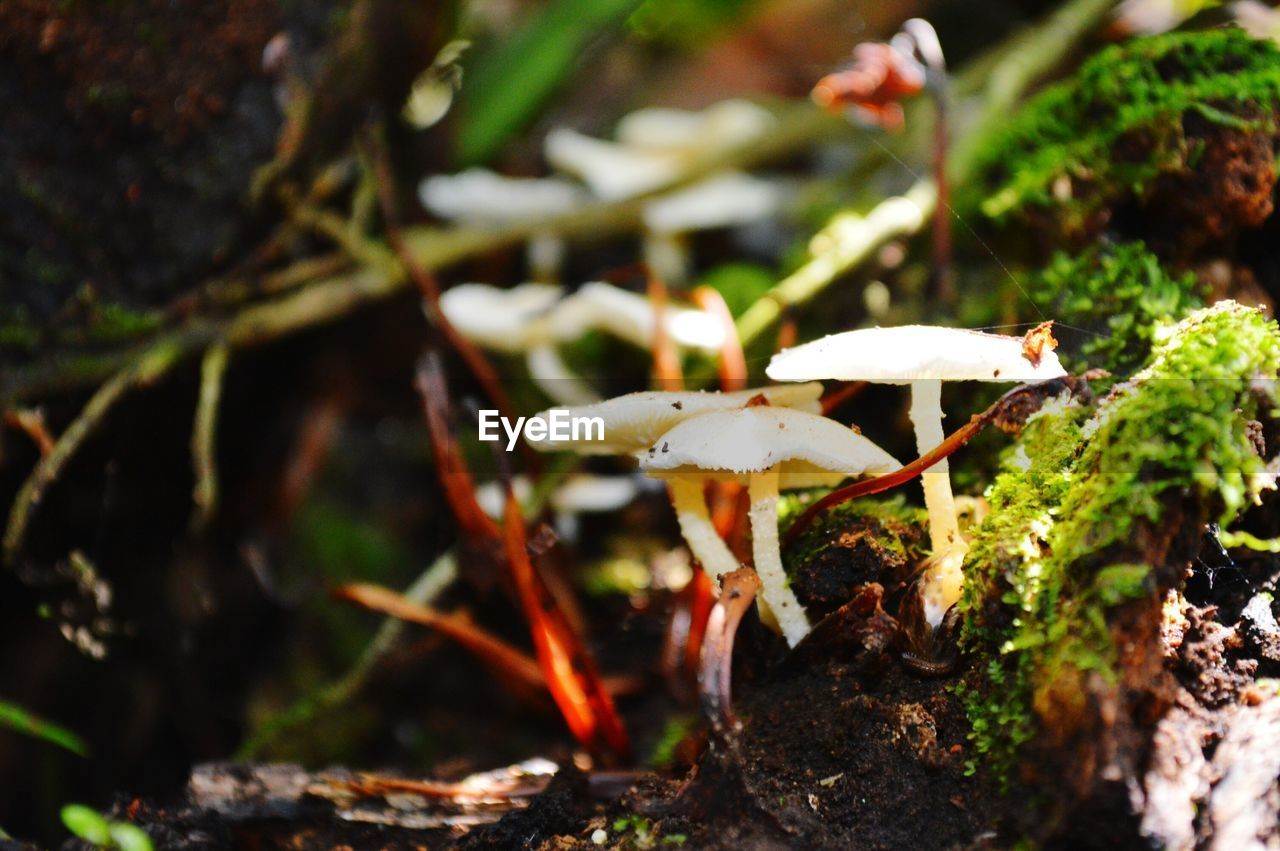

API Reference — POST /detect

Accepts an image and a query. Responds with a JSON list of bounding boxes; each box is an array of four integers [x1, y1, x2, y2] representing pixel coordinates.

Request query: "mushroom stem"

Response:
[[748, 468, 811, 647], [643, 231, 690, 287], [669, 477, 741, 583], [527, 232, 565, 283], [907, 379, 961, 553], [900, 18, 952, 303], [525, 345, 601, 406]]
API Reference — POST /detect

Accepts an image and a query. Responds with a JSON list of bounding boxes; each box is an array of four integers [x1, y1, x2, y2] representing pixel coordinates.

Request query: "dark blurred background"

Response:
[[0, 0, 1066, 843]]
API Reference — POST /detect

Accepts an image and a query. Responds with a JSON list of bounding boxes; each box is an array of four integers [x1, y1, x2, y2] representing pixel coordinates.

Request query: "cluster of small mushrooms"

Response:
[[529, 325, 1064, 647], [439, 280, 726, 405], [423, 101, 1067, 648], [424, 101, 784, 405]]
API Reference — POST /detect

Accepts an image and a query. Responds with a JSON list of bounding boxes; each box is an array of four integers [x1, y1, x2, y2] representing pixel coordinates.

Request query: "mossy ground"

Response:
[[976, 28, 1280, 236], [1030, 240, 1206, 377], [957, 301, 1280, 786]]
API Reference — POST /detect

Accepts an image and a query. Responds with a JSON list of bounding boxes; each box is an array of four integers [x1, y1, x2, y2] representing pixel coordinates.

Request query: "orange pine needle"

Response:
[[415, 354, 500, 542], [690, 286, 747, 392], [502, 494, 632, 762], [774, 314, 798, 354], [680, 566, 717, 680], [647, 273, 684, 390], [3, 408, 55, 457], [334, 582, 545, 694]]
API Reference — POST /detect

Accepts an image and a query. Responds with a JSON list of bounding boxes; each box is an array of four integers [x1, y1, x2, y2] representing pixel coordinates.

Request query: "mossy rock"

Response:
[[956, 300, 1280, 793], [977, 29, 1280, 250]]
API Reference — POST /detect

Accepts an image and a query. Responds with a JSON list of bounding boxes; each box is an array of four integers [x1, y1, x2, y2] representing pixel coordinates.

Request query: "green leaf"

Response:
[[454, 0, 643, 166], [698, 263, 775, 317], [0, 699, 89, 756], [61, 805, 111, 846], [629, 0, 758, 47], [109, 823, 155, 851]]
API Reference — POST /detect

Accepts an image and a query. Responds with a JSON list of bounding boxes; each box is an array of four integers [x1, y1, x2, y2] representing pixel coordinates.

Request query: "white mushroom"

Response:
[[767, 325, 1065, 625], [524, 385, 819, 614], [641, 173, 784, 284], [419, 169, 587, 281], [641, 405, 900, 646], [439, 282, 598, 405], [544, 129, 680, 202], [615, 99, 776, 154], [546, 100, 776, 201], [1234, 1, 1280, 42], [546, 100, 781, 284], [440, 281, 729, 405], [475, 473, 642, 542], [569, 282, 725, 352], [522, 383, 823, 456]]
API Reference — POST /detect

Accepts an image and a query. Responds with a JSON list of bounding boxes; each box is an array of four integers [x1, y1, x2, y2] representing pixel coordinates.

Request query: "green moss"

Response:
[[779, 493, 927, 571], [294, 498, 406, 583], [646, 712, 699, 769], [0, 307, 40, 352], [85, 303, 163, 344], [1031, 241, 1206, 377], [957, 301, 1280, 785], [978, 29, 1280, 228]]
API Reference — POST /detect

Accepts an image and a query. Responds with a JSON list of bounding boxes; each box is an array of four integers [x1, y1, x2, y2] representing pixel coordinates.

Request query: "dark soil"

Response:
[[790, 515, 928, 620], [0, 0, 283, 333], [1142, 110, 1279, 260]]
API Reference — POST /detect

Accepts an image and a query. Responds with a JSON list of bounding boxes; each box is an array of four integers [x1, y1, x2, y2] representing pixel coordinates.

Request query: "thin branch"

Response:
[[236, 550, 459, 758], [333, 582, 547, 696], [783, 375, 1090, 547], [363, 129, 520, 426], [3, 409, 55, 457], [4, 339, 185, 565], [190, 341, 230, 533], [733, 0, 1116, 351], [700, 568, 761, 734], [734, 182, 936, 348]]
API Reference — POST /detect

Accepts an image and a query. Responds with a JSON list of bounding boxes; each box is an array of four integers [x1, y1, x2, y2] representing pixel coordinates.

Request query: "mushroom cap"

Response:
[[550, 474, 641, 513], [439, 283, 567, 351], [767, 325, 1067, 384], [546, 100, 775, 201], [640, 406, 901, 488], [544, 129, 681, 200], [419, 168, 585, 224], [442, 281, 726, 354], [524, 384, 824, 455], [641, 172, 783, 235], [615, 99, 775, 155], [571, 282, 725, 350]]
